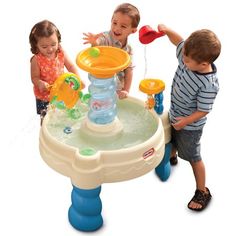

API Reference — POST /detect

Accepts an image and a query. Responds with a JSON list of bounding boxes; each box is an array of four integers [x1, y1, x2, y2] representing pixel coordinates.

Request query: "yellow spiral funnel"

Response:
[[76, 46, 131, 78]]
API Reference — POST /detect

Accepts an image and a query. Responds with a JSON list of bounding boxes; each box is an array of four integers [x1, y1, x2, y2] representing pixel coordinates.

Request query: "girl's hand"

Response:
[[38, 80, 50, 93], [82, 32, 102, 45]]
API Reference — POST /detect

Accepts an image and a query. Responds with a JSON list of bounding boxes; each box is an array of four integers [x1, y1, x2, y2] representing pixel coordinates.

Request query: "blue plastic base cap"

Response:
[[68, 186, 103, 232], [68, 206, 103, 232]]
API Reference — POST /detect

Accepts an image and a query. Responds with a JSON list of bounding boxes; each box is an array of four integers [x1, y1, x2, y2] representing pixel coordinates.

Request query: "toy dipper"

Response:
[[139, 25, 165, 44]]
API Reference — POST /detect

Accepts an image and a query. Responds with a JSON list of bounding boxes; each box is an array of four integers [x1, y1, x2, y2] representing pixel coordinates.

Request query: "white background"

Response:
[[1, 0, 235, 235]]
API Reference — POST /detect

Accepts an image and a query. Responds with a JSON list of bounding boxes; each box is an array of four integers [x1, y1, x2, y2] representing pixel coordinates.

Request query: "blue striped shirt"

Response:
[[170, 41, 219, 130]]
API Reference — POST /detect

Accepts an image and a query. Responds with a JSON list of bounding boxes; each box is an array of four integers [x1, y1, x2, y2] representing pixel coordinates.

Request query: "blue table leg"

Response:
[[155, 143, 171, 181], [154, 92, 164, 114], [68, 185, 103, 231]]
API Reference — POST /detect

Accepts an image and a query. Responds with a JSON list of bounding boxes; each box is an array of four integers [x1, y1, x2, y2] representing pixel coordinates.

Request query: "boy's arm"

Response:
[[123, 67, 133, 93], [64, 50, 85, 88], [158, 24, 183, 46], [64, 50, 79, 75], [172, 111, 208, 130], [117, 67, 133, 99]]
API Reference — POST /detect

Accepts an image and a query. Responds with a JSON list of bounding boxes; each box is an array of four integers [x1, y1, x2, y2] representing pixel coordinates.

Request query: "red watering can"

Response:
[[139, 25, 165, 44]]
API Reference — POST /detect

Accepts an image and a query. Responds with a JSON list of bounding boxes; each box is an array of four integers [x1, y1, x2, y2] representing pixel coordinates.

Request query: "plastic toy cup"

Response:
[[139, 25, 165, 44]]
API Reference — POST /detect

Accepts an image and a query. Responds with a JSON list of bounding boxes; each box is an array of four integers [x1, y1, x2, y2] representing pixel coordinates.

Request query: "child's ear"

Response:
[[132, 28, 137, 34], [201, 62, 209, 67]]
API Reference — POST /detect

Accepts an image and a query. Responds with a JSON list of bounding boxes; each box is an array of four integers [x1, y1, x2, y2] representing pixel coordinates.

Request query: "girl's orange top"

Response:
[[33, 49, 64, 101]]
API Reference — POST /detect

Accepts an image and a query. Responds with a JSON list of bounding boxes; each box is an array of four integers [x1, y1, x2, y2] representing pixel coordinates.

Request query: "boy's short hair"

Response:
[[184, 29, 221, 64], [113, 3, 140, 28]]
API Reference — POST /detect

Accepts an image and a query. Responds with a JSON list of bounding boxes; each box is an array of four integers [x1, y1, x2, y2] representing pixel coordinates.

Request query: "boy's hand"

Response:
[[172, 111, 208, 130], [117, 90, 129, 99], [172, 116, 188, 130], [82, 32, 102, 45], [157, 24, 168, 34]]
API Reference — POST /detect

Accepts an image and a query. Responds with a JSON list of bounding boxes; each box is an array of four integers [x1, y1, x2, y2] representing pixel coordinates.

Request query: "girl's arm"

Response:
[[64, 50, 79, 75], [30, 56, 49, 92], [63, 50, 85, 88], [158, 24, 183, 46]]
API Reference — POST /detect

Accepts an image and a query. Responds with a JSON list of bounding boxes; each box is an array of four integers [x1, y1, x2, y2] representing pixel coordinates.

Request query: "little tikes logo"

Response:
[[143, 148, 155, 159]]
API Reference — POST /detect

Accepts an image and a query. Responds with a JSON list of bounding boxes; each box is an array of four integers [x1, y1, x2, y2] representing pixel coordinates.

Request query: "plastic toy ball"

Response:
[[89, 47, 100, 58]]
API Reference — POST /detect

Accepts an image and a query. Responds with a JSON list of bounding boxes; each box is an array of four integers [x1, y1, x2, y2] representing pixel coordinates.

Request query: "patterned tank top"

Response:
[[33, 49, 64, 101]]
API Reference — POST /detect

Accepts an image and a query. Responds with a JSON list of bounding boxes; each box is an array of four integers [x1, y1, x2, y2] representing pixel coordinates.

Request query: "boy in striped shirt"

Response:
[[83, 3, 140, 99], [158, 24, 221, 211]]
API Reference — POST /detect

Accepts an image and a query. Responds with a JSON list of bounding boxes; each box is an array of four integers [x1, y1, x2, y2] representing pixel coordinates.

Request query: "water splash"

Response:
[[143, 46, 148, 79]]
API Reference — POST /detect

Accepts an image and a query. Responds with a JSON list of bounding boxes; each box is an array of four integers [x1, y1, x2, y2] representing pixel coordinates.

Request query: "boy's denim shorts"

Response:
[[171, 127, 203, 163]]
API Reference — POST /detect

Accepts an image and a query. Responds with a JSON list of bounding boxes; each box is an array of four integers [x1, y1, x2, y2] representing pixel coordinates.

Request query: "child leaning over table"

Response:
[[83, 3, 140, 99]]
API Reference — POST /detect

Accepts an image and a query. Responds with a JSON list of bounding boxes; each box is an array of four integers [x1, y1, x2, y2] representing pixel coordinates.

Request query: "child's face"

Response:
[[111, 12, 137, 45], [37, 33, 59, 59], [183, 54, 209, 73]]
